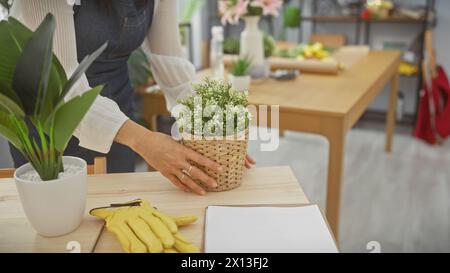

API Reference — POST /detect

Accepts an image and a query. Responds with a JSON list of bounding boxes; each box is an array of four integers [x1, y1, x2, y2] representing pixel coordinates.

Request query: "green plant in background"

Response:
[[280, 5, 301, 40], [283, 5, 300, 28], [179, 0, 205, 46], [223, 37, 240, 55], [223, 33, 275, 58], [180, 0, 205, 23], [274, 46, 302, 58], [0, 14, 106, 180], [230, 57, 252, 76], [176, 79, 250, 137], [274, 42, 331, 60], [263, 33, 276, 58], [128, 48, 153, 87]]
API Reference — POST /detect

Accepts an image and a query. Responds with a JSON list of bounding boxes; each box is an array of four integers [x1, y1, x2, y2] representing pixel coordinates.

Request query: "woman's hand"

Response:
[[115, 120, 222, 195], [245, 155, 256, 169]]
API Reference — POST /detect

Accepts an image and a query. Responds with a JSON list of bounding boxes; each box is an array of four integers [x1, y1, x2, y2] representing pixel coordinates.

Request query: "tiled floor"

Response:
[[246, 127, 450, 253]]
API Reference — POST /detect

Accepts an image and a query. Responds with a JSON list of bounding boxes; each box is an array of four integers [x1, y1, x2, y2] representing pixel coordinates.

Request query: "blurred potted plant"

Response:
[[128, 47, 154, 93], [229, 57, 252, 92], [175, 79, 250, 192], [219, 0, 283, 77], [0, 14, 106, 237], [223, 37, 240, 55], [179, 0, 205, 60], [224, 33, 275, 58], [281, 5, 301, 40]]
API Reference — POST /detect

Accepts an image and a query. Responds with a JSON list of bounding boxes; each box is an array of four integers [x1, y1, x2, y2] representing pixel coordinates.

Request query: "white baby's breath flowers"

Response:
[[177, 78, 250, 138]]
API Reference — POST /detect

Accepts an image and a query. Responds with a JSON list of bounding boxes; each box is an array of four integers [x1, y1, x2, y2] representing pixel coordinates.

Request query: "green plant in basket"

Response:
[[0, 14, 106, 181], [230, 57, 252, 76], [176, 79, 251, 138]]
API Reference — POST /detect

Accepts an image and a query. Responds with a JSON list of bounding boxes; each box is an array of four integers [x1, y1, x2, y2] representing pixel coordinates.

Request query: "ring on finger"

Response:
[[182, 164, 193, 177], [180, 173, 186, 181]]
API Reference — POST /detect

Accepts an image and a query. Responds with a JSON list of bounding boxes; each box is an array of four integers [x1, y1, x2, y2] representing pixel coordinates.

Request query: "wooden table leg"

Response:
[[385, 72, 399, 153], [150, 114, 158, 132], [322, 117, 346, 241]]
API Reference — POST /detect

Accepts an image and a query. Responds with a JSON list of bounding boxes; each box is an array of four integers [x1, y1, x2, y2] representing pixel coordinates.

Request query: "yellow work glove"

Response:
[[90, 199, 199, 253]]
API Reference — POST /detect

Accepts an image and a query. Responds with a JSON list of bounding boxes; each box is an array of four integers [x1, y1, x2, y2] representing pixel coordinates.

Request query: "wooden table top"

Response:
[[146, 50, 400, 118], [247, 51, 400, 116], [0, 166, 309, 253]]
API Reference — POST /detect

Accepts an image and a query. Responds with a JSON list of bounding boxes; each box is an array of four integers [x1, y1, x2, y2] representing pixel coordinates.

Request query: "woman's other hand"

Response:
[[245, 155, 256, 169], [115, 120, 222, 195]]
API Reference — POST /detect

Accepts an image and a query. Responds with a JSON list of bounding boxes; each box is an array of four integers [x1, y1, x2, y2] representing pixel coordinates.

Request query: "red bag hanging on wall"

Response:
[[414, 66, 450, 144]]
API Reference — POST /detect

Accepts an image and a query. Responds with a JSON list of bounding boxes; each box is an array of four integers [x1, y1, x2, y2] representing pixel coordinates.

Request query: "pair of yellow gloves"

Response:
[[90, 199, 199, 253]]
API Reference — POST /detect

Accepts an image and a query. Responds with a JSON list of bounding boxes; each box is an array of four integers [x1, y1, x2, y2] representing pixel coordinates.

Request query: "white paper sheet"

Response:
[[204, 205, 339, 253]]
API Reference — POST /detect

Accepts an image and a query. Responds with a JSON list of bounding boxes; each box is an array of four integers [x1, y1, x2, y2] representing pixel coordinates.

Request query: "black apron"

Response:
[[9, 0, 155, 173]]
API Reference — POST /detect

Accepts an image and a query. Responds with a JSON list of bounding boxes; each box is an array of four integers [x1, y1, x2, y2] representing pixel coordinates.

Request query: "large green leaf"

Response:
[[8, 17, 68, 96], [51, 85, 103, 152], [0, 21, 24, 101], [58, 43, 107, 102], [0, 110, 22, 149], [0, 92, 24, 118], [0, 17, 35, 102], [0, 17, 67, 122], [12, 14, 56, 117], [11, 17, 68, 124], [0, 82, 24, 117]]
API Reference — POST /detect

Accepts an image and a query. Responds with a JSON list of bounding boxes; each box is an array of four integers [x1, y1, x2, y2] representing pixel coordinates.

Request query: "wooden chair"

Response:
[[310, 33, 346, 48], [0, 157, 107, 179]]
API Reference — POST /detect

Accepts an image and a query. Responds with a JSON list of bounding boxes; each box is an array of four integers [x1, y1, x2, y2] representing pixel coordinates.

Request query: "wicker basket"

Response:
[[181, 129, 249, 192]]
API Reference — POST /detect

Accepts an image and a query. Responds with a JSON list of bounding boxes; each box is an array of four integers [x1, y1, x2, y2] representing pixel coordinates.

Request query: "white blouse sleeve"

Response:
[[10, 0, 129, 154], [145, 0, 196, 111]]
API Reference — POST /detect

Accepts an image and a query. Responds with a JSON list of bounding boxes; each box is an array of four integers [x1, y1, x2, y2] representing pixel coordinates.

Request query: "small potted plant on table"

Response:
[[229, 57, 252, 93], [175, 79, 251, 192], [0, 14, 106, 236]]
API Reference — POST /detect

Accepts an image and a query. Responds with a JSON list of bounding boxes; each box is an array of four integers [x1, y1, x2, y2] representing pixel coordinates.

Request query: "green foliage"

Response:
[[246, 6, 263, 17], [263, 33, 276, 58], [179, 0, 205, 23], [176, 79, 250, 137], [223, 37, 240, 55], [230, 57, 251, 76], [0, 14, 105, 181], [223, 33, 275, 58], [283, 6, 301, 28], [128, 48, 152, 87], [179, 0, 205, 46], [274, 46, 302, 58]]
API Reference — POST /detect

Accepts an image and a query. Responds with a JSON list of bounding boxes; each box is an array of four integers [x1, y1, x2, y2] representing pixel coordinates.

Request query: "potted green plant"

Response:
[[0, 14, 106, 237], [229, 57, 252, 92], [175, 79, 251, 192]]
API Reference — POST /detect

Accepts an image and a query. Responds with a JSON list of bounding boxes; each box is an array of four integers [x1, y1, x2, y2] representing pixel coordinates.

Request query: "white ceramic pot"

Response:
[[229, 74, 251, 92], [240, 16, 265, 78], [14, 156, 87, 237]]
